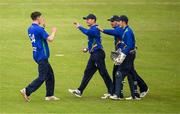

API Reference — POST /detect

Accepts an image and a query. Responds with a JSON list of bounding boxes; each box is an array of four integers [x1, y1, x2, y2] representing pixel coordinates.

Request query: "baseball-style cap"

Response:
[[83, 14, 97, 21], [119, 15, 129, 23], [107, 15, 120, 22]]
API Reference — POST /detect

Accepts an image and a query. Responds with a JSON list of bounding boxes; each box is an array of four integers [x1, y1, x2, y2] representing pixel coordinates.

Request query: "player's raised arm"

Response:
[[69, 14, 113, 98], [73, 15, 97, 37], [73, 22, 81, 28], [74, 22, 90, 35], [47, 27, 57, 42], [99, 15, 123, 36]]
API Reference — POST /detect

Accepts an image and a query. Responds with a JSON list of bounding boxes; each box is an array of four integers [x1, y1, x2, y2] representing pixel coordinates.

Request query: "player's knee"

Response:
[[115, 71, 122, 79], [38, 76, 46, 82], [99, 70, 108, 77], [134, 81, 138, 86]]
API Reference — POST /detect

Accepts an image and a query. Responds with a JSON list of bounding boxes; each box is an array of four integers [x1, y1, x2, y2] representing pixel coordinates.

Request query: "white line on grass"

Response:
[[55, 54, 64, 57]]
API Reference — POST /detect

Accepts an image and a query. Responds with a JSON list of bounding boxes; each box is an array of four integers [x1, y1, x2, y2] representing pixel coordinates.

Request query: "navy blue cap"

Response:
[[83, 14, 97, 21], [119, 15, 128, 23], [107, 15, 120, 22]]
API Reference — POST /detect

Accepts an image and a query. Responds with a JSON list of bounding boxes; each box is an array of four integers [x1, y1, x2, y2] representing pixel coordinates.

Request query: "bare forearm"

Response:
[[47, 32, 56, 42], [47, 27, 57, 42]]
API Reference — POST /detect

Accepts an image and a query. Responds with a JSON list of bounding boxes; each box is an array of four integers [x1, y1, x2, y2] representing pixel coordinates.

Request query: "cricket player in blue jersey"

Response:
[[97, 15, 124, 99], [110, 15, 148, 100], [68, 14, 113, 97], [20, 11, 59, 102], [99, 15, 149, 99]]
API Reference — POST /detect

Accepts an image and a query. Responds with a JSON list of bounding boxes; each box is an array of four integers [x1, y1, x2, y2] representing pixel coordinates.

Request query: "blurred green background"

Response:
[[0, 0, 180, 113]]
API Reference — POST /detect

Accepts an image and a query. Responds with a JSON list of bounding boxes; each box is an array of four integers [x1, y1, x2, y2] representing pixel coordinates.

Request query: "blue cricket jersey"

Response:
[[28, 23, 50, 62], [78, 24, 103, 53], [103, 26, 124, 50], [120, 26, 136, 55]]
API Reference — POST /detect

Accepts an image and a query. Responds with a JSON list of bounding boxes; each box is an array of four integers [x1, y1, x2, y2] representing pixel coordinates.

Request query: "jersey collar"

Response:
[[32, 23, 39, 26]]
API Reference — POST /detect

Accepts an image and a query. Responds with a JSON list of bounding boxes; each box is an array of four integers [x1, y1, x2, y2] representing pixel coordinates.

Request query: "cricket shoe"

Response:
[[140, 88, 149, 98], [45, 96, 60, 101], [110, 95, 123, 100], [101, 93, 111, 99], [20, 88, 30, 102], [125, 96, 141, 100], [68, 89, 82, 98]]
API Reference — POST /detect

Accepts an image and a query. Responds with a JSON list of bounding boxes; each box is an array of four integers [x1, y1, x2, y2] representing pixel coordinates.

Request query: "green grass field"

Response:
[[0, 0, 180, 113]]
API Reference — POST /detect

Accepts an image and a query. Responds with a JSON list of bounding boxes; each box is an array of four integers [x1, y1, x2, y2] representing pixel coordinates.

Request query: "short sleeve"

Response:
[[39, 27, 49, 40]]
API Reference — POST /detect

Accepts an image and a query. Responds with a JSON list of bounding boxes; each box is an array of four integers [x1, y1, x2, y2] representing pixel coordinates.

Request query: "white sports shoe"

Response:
[[68, 89, 82, 98], [140, 88, 149, 98], [45, 96, 60, 101], [125, 96, 141, 100], [20, 88, 30, 102], [101, 93, 111, 99], [110, 95, 123, 100]]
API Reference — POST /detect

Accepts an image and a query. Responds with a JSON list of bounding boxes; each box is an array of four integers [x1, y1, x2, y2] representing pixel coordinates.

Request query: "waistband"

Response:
[[90, 48, 104, 54], [36, 59, 49, 64]]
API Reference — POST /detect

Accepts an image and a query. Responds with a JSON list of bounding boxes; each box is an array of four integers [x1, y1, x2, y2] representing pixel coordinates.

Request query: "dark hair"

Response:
[[119, 15, 128, 24], [31, 11, 41, 20]]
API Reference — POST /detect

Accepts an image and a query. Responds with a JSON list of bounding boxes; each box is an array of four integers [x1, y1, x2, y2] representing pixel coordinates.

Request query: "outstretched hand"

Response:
[[73, 22, 81, 28]]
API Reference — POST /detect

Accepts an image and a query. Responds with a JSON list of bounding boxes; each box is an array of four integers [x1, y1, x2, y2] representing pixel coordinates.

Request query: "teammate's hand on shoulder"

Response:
[[97, 26, 103, 32]]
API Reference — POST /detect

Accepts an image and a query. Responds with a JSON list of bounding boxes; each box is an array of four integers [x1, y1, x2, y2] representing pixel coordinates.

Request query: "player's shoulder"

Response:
[[28, 24, 39, 30], [32, 24, 44, 30], [127, 26, 134, 31], [94, 25, 101, 32], [125, 26, 133, 33], [91, 24, 98, 29], [28, 24, 45, 35], [36, 26, 46, 34], [116, 26, 124, 32], [89, 25, 99, 33], [124, 26, 134, 37]]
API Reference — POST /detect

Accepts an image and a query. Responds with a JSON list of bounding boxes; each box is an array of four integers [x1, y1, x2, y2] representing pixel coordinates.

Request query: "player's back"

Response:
[[27, 23, 49, 62]]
